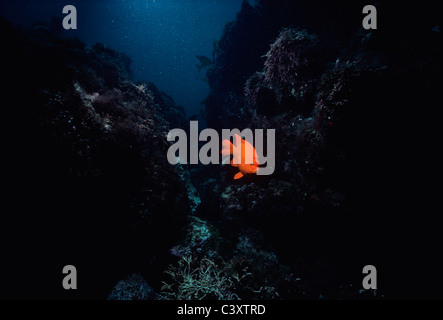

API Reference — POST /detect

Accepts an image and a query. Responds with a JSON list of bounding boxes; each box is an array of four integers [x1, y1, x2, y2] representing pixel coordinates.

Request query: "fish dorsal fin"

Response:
[[221, 139, 233, 156], [233, 134, 242, 147], [222, 139, 233, 150], [231, 134, 242, 164], [242, 138, 258, 164], [231, 134, 259, 166]]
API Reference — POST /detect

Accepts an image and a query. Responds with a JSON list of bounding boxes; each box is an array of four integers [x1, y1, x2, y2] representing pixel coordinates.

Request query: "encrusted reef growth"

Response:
[[1, 18, 197, 299], [105, 0, 441, 300], [161, 218, 304, 299], [1, 0, 441, 299], [192, 0, 442, 299]]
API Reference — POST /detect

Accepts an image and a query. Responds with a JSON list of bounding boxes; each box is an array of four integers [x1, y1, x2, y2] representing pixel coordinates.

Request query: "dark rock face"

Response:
[[108, 273, 158, 300], [1, 18, 194, 299], [194, 0, 442, 299], [1, 0, 441, 300]]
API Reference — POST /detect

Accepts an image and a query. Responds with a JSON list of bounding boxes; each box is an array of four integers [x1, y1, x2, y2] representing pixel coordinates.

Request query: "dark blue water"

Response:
[[0, 0, 243, 117]]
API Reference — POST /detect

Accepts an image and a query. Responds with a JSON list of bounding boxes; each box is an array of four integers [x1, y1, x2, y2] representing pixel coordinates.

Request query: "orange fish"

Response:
[[221, 134, 259, 180]]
